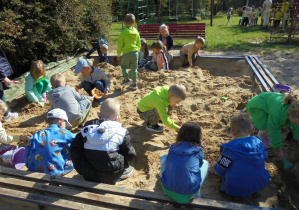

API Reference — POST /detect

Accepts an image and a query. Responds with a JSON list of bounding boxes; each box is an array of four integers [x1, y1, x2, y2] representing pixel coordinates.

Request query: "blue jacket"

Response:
[[25, 124, 76, 176], [213, 136, 270, 196], [0, 47, 13, 80], [161, 141, 204, 195], [86, 38, 109, 63]]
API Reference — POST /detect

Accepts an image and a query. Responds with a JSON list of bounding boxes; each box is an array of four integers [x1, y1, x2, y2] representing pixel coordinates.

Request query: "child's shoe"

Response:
[[41, 93, 47, 100], [3, 112, 18, 122], [120, 166, 134, 179], [98, 97, 105, 105], [129, 83, 138, 90], [146, 124, 165, 133], [121, 79, 131, 86], [0, 144, 14, 156]]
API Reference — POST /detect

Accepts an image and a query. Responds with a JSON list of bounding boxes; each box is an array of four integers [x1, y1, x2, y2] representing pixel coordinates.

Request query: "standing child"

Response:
[[138, 39, 150, 68], [145, 41, 169, 71], [74, 59, 111, 104], [180, 36, 205, 68], [250, 8, 255, 26], [157, 24, 173, 64], [240, 6, 247, 26], [283, 10, 290, 27], [274, 8, 282, 27], [160, 122, 209, 203], [137, 84, 186, 132], [210, 113, 270, 196], [25, 60, 51, 105], [254, 8, 261, 25], [227, 8, 232, 25], [70, 99, 137, 184], [117, 13, 141, 90], [86, 38, 109, 63], [242, 7, 250, 26], [25, 108, 75, 176], [246, 92, 299, 169]]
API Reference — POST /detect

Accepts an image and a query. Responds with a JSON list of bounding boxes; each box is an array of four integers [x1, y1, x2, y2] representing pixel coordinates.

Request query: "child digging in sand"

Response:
[[117, 13, 141, 90], [47, 73, 93, 128], [210, 113, 270, 196], [180, 36, 205, 68], [160, 122, 209, 203], [137, 84, 186, 132], [70, 98, 137, 184], [25, 108, 75, 176], [145, 41, 169, 71], [85, 37, 109, 63]]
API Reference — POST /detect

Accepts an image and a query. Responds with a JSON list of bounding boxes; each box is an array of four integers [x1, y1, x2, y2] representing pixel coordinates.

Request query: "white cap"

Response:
[[47, 108, 72, 128]]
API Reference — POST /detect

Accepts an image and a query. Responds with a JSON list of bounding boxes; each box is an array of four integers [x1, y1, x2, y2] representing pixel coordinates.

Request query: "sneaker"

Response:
[[3, 112, 18, 122], [120, 166, 133, 179], [41, 93, 47, 100], [146, 124, 165, 133], [129, 83, 138, 89], [0, 144, 14, 156], [121, 79, 131, 86], [39, 98, 47, 103]]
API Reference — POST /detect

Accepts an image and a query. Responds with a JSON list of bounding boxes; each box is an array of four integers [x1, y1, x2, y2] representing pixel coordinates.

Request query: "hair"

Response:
[[176, 122, 202, 146], [140, 38, 149, 58], [124, 13, 135, 26], [159, 24, 169, 31], [243, 6, 247, 10], [230, 113, 253, 136], [169, 84, 187, 100], [50, 73, 66, 88], [47, 118, 61, 125], [195, 36, 205, 45], [100, 98, 120, 120], [284, 94, 299, 122], [152, 40, 164, 50], [30, 60, 46, 81], [0, 100, 8, 116], [100, 44, 108, 51]]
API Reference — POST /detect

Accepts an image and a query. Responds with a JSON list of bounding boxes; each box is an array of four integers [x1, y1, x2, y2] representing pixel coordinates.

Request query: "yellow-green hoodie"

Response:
[[137, 86, 179, 130], [117, 27, 141, 57]]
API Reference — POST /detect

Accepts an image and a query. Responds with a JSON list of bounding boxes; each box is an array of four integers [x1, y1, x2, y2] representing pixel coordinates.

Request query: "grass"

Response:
[[107, 14, 299, 53]]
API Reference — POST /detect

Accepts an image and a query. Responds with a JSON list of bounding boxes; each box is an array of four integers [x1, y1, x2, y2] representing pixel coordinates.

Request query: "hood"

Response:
[[125, 27, 140, 36], [153, 85, 169, 98], [221, 136, 266, 164], [81, 121, 122, 146], [47, 86, 68, 102], [169, 141, 203, 156]]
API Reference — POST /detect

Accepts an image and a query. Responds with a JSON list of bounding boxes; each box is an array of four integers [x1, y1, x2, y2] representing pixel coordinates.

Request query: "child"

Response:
[[242, 7, 250, 26], [0, 100, 28, 155], [74, 59, 111, 104], [246, 92, 299, 167], [249, 8, 255, 26], [138, 39, 150, 68], [117, 13, 141, 90], [25, 108, 75, 176], [85, 37, 109, 63], [25, 60, 51, 105], [283, 10, 290, 27], [180, 36, 205, 68], [254, 8, 261, 25], [137, 84, 186, 132], [210, 113, 270, 196], [157, 24, 173, 64], [239, 6, 247, 26], [70, 98, 137, 184], [227, 8, 232, 25], [274, 8, 282, 27], [47, 73, 93, 128], [161, 122, 209, 204], [145, 41, 169, 71]]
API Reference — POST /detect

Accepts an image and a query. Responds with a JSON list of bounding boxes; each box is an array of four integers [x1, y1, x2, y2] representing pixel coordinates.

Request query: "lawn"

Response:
[[107, 14, 299, 53]]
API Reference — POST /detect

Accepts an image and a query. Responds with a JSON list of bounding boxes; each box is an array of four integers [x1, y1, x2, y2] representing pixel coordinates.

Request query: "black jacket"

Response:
[[157, 34, 173, 51], [70, 118, 136, 184], [0, 48, 13, 91]]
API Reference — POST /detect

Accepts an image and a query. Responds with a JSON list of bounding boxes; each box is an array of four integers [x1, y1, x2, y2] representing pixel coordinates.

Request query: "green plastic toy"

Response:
[[282, 158, 294, 170], [220, 97, 229, 101]]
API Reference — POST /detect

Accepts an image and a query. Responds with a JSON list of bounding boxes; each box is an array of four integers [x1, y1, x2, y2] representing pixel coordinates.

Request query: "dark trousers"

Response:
[[81, 80, 105, 96], [242, 17, 249, 26], [274, 20, 280, 27]]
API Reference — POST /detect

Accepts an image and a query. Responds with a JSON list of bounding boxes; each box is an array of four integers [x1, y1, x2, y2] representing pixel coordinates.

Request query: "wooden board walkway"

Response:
[[0, 166, 273, 210]]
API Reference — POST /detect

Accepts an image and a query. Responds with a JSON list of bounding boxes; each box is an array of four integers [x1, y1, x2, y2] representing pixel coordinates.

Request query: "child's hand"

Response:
[[102, 91, 108, 98], [19, 135, 29, 143], [189, 64, 194, 68], [150, 63, 155, 68], [176, 127, 181, 132], [2, 77, 11, 84], [117, 57, 121, 61], [90, 97, 94, 102], [209, 163, 215, 173], [170, 104, 178, 109]]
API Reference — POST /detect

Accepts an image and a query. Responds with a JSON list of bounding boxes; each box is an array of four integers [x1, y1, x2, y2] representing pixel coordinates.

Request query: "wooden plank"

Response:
[[0, 187, 105, 210], [0, 175, 175, 210]]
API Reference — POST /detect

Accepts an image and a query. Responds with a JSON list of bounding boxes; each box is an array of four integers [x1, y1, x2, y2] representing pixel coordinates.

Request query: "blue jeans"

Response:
[[145, 61, 165, 71]]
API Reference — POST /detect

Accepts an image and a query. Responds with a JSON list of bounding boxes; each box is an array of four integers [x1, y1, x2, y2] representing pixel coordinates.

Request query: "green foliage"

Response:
[[0, 0, 111, 76]]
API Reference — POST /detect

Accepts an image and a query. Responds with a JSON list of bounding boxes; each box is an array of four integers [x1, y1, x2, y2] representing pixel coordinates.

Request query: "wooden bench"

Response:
[[138, 23, 206, 40], [0, 166, 269, 210]]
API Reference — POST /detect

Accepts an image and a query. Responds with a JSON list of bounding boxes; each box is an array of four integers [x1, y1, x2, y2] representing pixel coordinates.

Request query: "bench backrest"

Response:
[[138, 23, 205, 40]]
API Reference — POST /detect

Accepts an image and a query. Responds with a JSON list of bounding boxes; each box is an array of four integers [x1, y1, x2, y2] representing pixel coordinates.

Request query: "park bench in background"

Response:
[[138, 23, 206, 40]]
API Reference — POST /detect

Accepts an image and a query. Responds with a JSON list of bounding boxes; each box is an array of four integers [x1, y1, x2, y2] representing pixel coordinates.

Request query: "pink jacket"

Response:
[[152, 50, 169, 70]]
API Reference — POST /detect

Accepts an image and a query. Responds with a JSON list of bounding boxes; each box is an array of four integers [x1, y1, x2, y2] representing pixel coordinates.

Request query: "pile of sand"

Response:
[[4, 62, 299, 209]]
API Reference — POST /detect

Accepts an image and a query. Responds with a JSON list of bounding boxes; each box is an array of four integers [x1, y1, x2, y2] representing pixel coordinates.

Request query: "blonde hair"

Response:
[[231, 113, 253, 136], [100, 98, 120, 120], [124, 13, 135, 27], [0, 101, 8, 116], [195, 36, 205, 45], [152, 40, 164, 50], [169, 84, 187, 100], [141, 38, 149, 58], [30, 60, 46, 81], [50, 73, 66, 89], [284, 94, 299, 122]]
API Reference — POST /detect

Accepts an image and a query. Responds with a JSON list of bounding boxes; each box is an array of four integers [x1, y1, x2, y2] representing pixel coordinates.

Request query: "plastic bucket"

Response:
[[1, 147, 25, 170], [273, 84, 291, 94]]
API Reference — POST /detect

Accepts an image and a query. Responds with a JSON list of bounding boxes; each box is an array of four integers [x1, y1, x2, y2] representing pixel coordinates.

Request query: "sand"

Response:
[[3, 59, 299, 209]]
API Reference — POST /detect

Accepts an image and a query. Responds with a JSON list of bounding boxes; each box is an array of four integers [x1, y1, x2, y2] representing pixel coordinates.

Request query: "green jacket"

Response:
[[138, 86, 179, 130], [246, 92, 299, 148], [117, 27, 141, 57], [25, 73, 51, 102]]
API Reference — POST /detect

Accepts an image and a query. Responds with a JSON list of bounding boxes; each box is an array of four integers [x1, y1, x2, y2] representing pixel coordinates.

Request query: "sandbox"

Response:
[[2, 56, 299, 209]]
